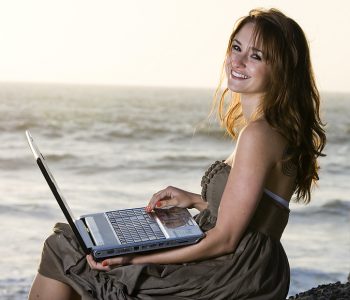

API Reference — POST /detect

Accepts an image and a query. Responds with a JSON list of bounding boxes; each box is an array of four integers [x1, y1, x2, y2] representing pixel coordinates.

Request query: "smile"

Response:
[[231, 70, 249, 79]]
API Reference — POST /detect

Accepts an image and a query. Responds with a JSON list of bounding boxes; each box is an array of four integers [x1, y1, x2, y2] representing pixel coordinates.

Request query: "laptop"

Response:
[[26, 130, 204, 261]]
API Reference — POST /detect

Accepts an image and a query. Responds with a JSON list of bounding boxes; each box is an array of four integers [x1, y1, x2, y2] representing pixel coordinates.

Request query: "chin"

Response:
[[227, 83, 244, 93]]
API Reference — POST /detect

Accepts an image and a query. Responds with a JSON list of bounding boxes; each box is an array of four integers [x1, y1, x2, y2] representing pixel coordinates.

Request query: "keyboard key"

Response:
[[107, 209, 166, 244]]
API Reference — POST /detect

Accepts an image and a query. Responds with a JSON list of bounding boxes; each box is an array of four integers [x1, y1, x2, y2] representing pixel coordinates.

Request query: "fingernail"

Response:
[[156, 201, 161, 207], [102, 261, 108, 267]]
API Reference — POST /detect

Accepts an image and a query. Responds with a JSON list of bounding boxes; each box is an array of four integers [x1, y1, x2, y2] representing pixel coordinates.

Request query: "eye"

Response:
[[251, 51, 263, 61], [231, 44, 241, 52], [251, 53, 262, 61]]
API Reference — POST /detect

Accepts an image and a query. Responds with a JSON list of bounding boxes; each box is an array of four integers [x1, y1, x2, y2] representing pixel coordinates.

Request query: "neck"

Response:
[[240, 93, 263, 121]]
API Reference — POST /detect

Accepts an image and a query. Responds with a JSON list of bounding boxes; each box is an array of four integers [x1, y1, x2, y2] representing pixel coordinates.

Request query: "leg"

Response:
[[28, 273, 81, 300]]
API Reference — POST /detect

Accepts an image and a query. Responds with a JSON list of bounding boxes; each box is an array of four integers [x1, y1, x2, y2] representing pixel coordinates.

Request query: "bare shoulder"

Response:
[[239, 119, 280, 142], [237, 119, 286, 159]]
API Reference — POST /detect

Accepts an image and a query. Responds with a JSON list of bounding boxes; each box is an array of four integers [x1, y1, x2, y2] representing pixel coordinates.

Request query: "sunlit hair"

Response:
[[213, 8, 326, 203]]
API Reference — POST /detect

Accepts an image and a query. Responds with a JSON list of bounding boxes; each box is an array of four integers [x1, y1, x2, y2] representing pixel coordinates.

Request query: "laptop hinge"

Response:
[[75, 219, 94, 249], [84, 216, 105, 246]]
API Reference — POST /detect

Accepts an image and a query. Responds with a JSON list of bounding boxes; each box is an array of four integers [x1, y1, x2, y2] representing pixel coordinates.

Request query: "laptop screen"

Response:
[[26, 130, 77, 225]]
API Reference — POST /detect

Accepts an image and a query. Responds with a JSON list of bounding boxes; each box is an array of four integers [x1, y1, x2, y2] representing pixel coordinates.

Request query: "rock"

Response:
[[287, 281, 350, 300]]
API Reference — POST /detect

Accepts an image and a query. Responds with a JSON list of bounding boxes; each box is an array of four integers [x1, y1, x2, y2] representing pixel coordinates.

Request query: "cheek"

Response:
[[255, 66, 270, 85], [225, 56, 231, 76]]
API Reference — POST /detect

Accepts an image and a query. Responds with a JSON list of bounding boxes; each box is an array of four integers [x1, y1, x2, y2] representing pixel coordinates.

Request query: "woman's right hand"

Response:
[[146, 186, 207, 212]]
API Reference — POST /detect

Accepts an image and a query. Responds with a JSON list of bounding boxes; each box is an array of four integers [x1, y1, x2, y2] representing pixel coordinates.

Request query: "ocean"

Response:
[[0, 82, 349, 299]]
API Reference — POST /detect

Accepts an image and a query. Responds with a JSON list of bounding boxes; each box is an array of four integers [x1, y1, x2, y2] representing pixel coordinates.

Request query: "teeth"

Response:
[[231, 70, 248, 79]]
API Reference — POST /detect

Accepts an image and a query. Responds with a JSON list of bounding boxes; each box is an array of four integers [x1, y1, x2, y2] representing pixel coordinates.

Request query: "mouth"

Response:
[[231, 70, 249, 79]]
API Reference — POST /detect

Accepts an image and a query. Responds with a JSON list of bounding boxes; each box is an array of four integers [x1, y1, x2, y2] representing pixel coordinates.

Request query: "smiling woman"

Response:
[[28, 8, 326, 300]]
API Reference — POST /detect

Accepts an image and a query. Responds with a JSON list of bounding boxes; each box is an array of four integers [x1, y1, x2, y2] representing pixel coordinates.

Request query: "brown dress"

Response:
[[38, 161, 290, 299]]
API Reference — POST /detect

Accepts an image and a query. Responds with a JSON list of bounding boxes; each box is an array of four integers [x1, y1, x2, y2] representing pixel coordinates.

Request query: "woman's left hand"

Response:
[[86, 254, 134, 271]]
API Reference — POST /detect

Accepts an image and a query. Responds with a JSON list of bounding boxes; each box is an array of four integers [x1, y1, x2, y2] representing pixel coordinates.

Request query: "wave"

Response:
[[3, 121, 226, 142], [0, 203, 58, 219], [0, 120, 41, 132], [0, 277, 31, 300], [322, 162, 350, 175], [292, 199, 350, 218], [44, 153, 77, 162], [327, 133, 350, 145], [193, 132, 229, 143], [160, 154, 213, 163], [322, 199, 350, 211], [0, 154, 77, 171], [71, 158, 208, 175], [0, 157, 33, 170]]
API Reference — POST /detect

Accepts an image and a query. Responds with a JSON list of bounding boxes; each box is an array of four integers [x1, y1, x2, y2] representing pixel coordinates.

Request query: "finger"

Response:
[[86, 254, 99, 269], [86, 255, 111, 271], [156, 186, 175, 203], [155, 197, 179, 209], [146, 189, 172, 211], [86, 254, 94, 268], [101, 257, 122, 267], [86, 254, 96, 268]]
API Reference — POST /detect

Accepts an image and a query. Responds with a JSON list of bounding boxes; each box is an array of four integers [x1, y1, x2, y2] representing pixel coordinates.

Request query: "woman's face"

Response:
[[226, 22, 270, 96]]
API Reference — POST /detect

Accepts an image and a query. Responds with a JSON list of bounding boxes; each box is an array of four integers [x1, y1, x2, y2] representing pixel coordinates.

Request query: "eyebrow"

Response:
[[233, 38, 242, 45], [232, 38, 263, 54]]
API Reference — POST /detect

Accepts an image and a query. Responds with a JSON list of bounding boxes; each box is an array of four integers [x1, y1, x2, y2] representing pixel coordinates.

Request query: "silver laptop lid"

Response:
[[26, 130, 89, 252]]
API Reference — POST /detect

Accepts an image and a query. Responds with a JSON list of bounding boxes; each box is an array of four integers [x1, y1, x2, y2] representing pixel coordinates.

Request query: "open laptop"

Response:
[[26, 130, 204, 261]]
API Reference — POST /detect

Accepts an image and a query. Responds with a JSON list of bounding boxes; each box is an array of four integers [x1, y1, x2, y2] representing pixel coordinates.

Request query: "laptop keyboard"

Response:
[[106, 208, 166, 244]]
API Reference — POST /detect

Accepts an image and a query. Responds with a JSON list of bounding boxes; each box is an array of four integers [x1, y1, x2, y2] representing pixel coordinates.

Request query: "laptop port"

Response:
[[134, 246, 139, 251]]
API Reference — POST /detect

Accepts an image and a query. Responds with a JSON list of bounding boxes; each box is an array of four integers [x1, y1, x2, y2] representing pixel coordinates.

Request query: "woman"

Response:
[[29, 8, 326, 300]]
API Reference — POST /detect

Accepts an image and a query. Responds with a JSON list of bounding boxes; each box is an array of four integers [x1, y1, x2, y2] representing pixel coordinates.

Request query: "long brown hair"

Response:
[[214, 8, 326, 203]]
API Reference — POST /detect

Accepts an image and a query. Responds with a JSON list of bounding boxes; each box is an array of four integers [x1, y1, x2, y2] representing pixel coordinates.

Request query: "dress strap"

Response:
[[264, 188, 289, 208]]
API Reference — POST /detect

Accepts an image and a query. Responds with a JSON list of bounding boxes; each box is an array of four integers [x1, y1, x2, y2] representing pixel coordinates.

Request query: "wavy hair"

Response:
[[214, 8, 326, 203]]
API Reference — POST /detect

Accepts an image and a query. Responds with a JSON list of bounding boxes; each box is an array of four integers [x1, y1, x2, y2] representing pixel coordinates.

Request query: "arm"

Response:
[[87, 122, 277, 269]]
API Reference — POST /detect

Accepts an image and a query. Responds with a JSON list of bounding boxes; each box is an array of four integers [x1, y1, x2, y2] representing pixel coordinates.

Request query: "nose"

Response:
[[230, 53, 246, 68]]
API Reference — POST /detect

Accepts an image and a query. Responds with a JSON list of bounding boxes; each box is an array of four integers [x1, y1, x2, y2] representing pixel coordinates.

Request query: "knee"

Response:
[[29, 273, 77, 300]]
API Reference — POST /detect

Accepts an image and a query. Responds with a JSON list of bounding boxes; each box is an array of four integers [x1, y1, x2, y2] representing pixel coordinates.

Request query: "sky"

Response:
[[0, 0, 349, 92]]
